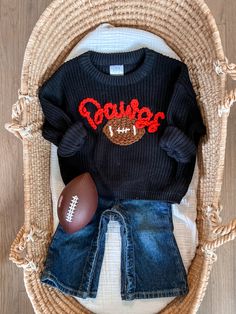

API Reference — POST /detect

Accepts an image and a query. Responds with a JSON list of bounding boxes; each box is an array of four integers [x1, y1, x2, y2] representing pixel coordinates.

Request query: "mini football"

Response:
[[103, 116, 145, 145], [57, 173, 98, 234]]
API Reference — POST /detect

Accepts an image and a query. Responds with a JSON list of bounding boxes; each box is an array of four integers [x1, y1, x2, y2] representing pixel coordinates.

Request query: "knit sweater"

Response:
[[38, 47, 206, 204]]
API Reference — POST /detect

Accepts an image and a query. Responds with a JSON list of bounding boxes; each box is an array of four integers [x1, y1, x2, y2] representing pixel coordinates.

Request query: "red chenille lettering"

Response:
[[78, 97, 165, 133]]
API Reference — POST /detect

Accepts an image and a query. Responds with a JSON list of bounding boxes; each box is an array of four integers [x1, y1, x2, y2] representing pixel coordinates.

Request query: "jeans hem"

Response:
[[121, 286, 189, 300], [40, 271, 98, 298], [41, 271, 189, 300]]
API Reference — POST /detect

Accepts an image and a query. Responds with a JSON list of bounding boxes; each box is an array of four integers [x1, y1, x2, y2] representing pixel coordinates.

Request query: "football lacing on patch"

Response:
[[66, 195, 79, 223], [103, 117, 145, 146], [117, 127, 131, 134]]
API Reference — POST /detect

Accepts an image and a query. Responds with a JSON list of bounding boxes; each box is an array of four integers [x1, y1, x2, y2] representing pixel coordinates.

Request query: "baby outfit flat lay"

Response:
[[38, 47, 206, 300]]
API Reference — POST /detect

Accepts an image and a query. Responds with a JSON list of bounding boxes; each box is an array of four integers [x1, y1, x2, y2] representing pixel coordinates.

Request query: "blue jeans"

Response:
[[40, 197, 189, 300]]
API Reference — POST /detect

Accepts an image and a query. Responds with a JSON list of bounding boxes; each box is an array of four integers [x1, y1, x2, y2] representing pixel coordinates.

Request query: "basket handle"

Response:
[[214, 58, 236, 116], [5, 92, 42, 140], [218, 87, 236, 117], [9, 225, 51, 271], [202, 205, 236, 251], [9, 225, 29, 268]]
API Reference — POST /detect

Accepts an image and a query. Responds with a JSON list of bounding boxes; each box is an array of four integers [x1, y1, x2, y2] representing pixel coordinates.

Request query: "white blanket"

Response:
[[50, 23, 198, 314]]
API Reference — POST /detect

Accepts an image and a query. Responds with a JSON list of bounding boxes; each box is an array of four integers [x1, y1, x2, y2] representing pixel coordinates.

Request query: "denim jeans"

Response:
[[40, 197, 189, 300]]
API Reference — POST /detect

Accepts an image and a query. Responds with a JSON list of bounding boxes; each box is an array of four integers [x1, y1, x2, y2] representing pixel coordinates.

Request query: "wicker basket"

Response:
[[5, 0, 236, 313]]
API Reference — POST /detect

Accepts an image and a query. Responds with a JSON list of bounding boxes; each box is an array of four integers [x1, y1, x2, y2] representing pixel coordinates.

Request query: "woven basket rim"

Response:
[[19, 0, 225, 95]]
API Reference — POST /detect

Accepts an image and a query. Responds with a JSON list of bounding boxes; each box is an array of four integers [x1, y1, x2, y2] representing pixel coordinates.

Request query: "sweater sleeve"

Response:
[[159, 63, 206, 163], [38, 65, 87, 157]]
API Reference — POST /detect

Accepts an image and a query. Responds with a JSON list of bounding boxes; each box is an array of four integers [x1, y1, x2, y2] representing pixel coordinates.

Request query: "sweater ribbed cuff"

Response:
[[42, 120, 64, 146], [57, 121, 87, 157], [159, 126, 196, 163], [40, 99, 72, 132]]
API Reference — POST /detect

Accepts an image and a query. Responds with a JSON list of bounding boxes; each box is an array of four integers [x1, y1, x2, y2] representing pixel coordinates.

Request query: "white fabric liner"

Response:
[[50, 23, 199, 314]]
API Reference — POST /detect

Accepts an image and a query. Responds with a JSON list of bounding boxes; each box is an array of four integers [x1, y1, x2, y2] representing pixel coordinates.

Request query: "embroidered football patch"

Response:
[[103, 117, 145, 146]]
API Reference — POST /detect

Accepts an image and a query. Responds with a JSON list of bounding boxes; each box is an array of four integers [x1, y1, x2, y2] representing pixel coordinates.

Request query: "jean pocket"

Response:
[[151, 215, 172, 233], [151, 202, 173, 229], [167, 231, 187, 277]]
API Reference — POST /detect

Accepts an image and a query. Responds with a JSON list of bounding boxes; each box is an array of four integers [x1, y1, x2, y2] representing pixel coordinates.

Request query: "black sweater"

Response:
[[38, 47, 206, 204]]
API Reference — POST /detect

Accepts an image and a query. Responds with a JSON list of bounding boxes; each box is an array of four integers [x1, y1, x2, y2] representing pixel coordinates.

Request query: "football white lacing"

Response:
[[66, 195, 79, 223], [117, 127, 131, 134]]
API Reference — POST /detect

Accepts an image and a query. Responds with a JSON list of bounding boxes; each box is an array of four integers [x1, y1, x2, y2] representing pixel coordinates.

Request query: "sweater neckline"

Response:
[[78, 47, 156, 86]]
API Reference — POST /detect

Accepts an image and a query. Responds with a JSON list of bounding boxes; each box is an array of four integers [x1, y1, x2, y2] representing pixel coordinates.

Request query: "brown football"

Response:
[[57, 173, 98, 234], [103, 117, 145, 146]]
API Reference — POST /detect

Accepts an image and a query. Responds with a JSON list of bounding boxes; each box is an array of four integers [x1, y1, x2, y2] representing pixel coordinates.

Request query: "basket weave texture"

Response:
[[5, 0, 236, 313]]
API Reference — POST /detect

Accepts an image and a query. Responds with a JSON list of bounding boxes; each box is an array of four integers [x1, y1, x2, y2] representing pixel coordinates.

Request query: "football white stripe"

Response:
[[108, 126, 113, 137]]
